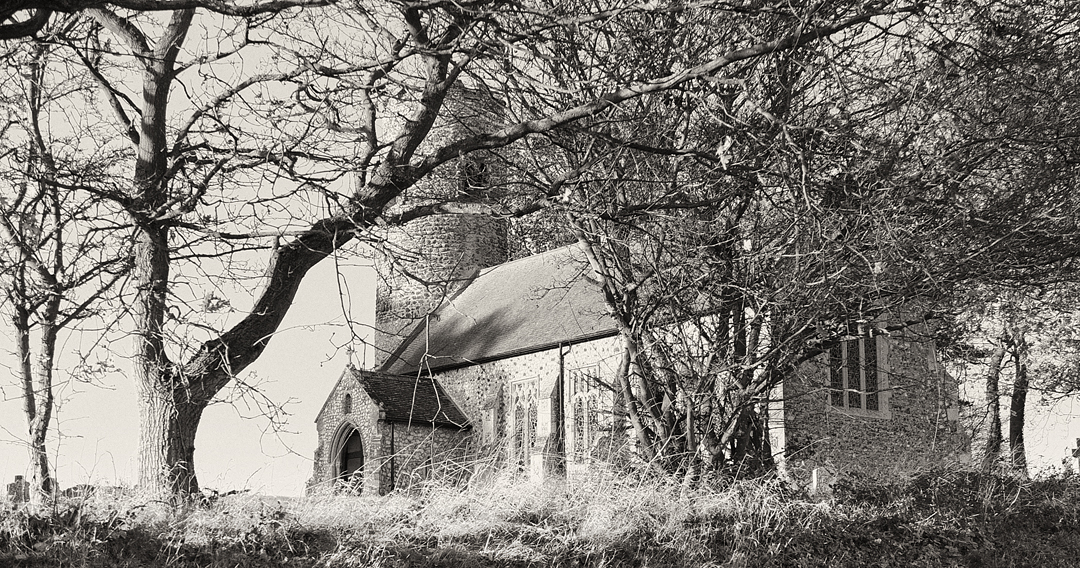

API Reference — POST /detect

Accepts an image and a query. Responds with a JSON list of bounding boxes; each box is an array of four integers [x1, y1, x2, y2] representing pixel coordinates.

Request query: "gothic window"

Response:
[[510, 378, 538, 469], [514, 401, 526, 468], [573, 398, 586, 459], [568, 365, 613, 461], [828, 332, 886, 414], [528, 402, 538, 451], [588, 397, 599, 441], [342, 393, 352, 414]]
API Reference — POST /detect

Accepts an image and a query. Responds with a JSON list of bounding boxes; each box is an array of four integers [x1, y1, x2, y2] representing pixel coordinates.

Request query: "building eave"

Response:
[[378, 417, 473, 430], [404, 327, 621, 375]]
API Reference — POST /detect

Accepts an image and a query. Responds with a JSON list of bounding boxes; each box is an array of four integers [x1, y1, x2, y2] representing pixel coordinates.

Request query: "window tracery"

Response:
[[568, 365, 611, 461], [510, 378, 538, 469]]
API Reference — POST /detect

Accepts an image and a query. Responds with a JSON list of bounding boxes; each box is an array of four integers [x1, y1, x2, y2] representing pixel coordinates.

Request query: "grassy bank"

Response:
[[2, 468, 1079, 567]]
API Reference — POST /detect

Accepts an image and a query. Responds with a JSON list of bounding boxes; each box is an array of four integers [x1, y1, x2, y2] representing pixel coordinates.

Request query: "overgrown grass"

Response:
[[2, 466, 1079, 567]]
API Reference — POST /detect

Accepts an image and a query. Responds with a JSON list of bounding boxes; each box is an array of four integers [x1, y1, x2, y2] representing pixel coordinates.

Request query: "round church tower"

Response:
[[373, 87, 509, 367]]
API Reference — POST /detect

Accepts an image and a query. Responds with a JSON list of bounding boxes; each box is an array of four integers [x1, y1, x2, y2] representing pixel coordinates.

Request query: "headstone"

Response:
[[810, 466, 837, 497], [6, 475, 30, 504]]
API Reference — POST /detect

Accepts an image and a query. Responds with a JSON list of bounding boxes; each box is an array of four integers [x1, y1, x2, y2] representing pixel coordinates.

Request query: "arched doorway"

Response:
[[337, 428, 364, 490]]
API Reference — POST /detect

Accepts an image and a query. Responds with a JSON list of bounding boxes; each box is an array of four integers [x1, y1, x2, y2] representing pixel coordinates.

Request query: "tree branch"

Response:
[[0, 8, 51, 39], [411, 5, 919, 181], [87, 7, 151, 59], [71, 43, 140, 144]]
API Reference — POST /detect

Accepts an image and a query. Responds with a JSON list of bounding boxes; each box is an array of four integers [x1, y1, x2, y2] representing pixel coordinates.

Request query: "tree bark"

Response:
[[136, 383, 206, 495], [14, 309, 52, 505], [93, 7, 201, 495], [12, 300, 59, 506], [131, 220, 181, 493], [1008, 331, 1029, 478], [29, 315, 58, 505], [982, 338, 1007, 474], [615, 340, 656, 461]]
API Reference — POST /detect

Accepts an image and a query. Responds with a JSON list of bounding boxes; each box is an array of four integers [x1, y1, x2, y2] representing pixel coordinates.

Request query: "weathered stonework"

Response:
[[309, 369, 471, 494], [778, 326, 968, 481], [310, 370, 383, 494], [416, 334, 628, 480], [374, 421, 472, 492], [314, 321, 967, 494], [374, 213, 508, 360], [314, 82, 967, 494], [313, 331, 630, 492], [372, 86, 509, 366]]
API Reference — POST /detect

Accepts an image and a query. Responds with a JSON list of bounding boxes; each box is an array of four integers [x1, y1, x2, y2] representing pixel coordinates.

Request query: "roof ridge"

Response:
[[474, 242, 582, 276]]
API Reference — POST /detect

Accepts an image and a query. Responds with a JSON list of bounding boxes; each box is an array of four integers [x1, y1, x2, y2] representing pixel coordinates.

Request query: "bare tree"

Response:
[[16, 0, 1078, 492], [0, 0, 336, 39], [949, 283, 1080, 478], [1, 0, 920, 496], [0, 23, 129, 504], [499, 0, 1080, 475], [930, 1, 1080, 477], [969, 310, 1026, 477]]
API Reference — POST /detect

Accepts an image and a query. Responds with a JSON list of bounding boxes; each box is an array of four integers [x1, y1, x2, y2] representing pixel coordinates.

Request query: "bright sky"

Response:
[[0, 256, 376, 497]]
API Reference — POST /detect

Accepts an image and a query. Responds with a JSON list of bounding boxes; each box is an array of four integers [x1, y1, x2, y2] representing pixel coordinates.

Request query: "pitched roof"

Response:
[[379, 243, 618, 375], [352, 368, 471, 428]]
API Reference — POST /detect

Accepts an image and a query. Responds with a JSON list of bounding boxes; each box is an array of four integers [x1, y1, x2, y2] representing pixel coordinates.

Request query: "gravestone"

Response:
[[6, 475, 30, 504]]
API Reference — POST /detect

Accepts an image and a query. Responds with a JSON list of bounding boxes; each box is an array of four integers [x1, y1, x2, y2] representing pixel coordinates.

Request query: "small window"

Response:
[[343, 393, 352, 414], [828, 333, 886, 415], [460, 158, 488, 195], [482, 407, 496, 442]]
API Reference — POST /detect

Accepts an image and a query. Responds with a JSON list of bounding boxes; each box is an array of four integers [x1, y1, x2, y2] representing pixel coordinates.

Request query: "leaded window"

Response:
[[828, 333, 885, 413], [510, 378, 538, 469], [568, 365, 613, 461]]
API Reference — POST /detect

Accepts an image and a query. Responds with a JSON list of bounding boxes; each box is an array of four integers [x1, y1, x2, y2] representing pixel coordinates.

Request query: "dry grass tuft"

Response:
[[3, 465, 1080, 567]]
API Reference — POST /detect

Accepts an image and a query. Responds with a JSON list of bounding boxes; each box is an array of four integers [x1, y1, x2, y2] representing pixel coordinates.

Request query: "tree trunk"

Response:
[[131, 218, 185, 494], [13, 299, 58, 506], [28, 423, 53, 505], [616, 337, 657, 461], [28, 327, 57, 505], [121, 8, 195, 495], [982, 339, 1006, 474], [726, 404, 769, 474], [137, 383, 207, 495], [17, 39, 61, 507], [1008, 332, 1029, 478]]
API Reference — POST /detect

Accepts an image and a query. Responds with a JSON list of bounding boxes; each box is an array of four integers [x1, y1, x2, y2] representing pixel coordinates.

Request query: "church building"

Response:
[[308, 238, 968, 494], [307, 89, 968, 495]]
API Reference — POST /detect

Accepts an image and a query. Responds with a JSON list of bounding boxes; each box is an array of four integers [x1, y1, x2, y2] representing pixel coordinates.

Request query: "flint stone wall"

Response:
[[780, 327, 968, 481]]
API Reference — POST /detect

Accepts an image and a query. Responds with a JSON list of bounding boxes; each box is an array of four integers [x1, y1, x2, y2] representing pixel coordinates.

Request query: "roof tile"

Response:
[[352, 368, 471, 428], [379, 244, 617, 374]]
